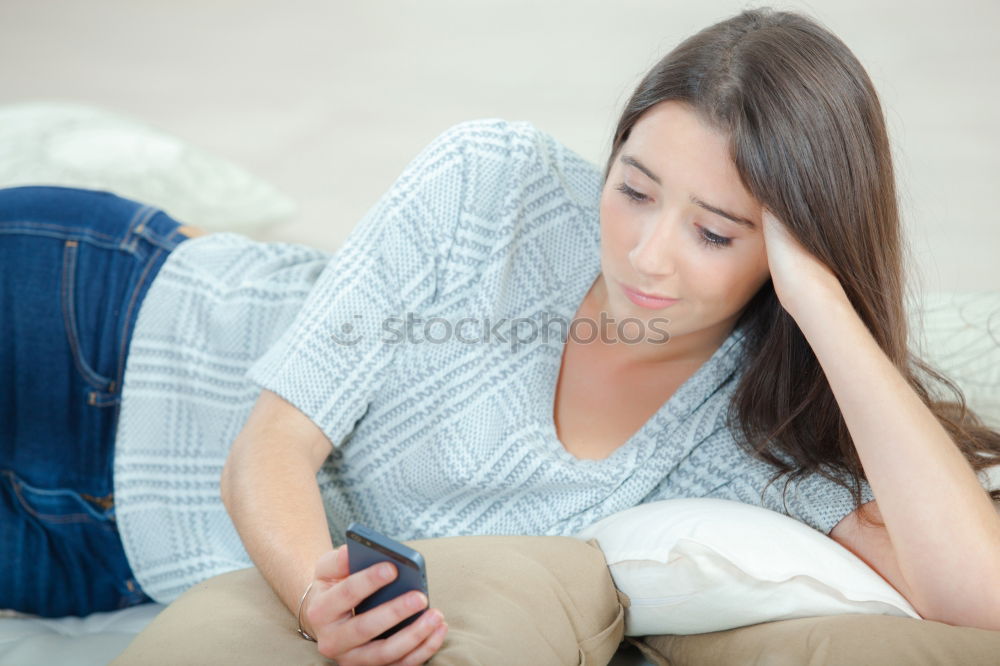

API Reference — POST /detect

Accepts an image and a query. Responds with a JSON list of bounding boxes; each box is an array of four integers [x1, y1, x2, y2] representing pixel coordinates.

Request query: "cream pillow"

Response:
[[909, 290, 1000, 489], [574, 498, 921, 637], [0, 101, 296, 232], [909, 290, 1000, 431]]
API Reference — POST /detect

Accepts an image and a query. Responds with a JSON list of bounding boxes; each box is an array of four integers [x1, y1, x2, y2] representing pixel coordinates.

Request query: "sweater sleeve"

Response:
[[244, 120, 478, 449], [696, 427, 877, 536]]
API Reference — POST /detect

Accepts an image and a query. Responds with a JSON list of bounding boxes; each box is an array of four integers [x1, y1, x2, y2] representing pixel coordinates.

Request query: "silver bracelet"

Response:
[[296, 580, 318, 642]]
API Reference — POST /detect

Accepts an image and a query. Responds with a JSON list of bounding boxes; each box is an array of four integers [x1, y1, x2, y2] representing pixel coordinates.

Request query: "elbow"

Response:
[[918, 581, 1000, 632], [986, 571, 1000, 631], [990, 608, 1000, 633], [918, 606, 1000, 633]]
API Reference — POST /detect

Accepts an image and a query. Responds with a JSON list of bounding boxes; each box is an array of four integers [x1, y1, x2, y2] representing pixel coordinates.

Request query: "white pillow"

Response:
[[0, 101, 296, 232], [573, 498, 921, 636]]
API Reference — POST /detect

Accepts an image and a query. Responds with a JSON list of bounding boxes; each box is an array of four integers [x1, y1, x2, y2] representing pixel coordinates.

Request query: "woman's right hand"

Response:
[[301, 545, 449, 665]]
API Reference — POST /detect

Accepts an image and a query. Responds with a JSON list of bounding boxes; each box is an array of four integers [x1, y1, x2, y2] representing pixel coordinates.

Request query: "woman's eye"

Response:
[[615, 182, 732, 250], [699, 227, 732, 249], [615, 182, 648, 203]]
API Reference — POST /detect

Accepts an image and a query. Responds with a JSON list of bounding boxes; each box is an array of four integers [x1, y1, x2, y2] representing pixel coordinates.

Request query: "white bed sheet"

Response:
[[0, 603, 166, 666], [0, 604, 654, 665]]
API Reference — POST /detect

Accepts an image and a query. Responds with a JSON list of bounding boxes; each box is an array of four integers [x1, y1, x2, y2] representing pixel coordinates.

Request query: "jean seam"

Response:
[[2, 470, 115, 527], [113, 244, 166, 398], [88, 392, 120, 407], [0, 220, 119, 243], [61, 240, 113, 391]]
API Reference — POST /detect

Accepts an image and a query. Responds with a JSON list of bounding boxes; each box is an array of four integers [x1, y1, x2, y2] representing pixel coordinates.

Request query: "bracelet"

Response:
[[296, 580, 318, 642]]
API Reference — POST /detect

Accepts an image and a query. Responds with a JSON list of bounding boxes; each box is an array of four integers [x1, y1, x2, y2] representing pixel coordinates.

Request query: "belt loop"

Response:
[[121, 205, 157, 250]]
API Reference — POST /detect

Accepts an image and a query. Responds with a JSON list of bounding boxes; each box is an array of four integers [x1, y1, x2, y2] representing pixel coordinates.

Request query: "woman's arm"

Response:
[[220, 388, 336, 636], [791, 293, 1000, 629], [761, 211, 1000, 630], [221, 389, 448, 662]]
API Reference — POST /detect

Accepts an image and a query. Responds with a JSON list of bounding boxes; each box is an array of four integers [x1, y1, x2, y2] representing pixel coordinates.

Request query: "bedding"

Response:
[[910, 289, 1000, 430], [630, 613, 1000, 666], [574, 497, 922, 637], [0, 102, 296, 233], [0, 603, 166, 666]]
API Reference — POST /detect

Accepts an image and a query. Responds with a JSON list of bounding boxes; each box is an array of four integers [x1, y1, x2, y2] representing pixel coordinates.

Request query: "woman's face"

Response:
[[596, 99, 771, 363]]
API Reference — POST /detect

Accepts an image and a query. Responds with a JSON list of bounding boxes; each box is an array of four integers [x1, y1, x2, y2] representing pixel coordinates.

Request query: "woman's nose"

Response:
[[628, 216, 680, 278]]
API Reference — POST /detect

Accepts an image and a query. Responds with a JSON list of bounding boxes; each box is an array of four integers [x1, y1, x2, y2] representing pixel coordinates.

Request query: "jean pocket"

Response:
[[2, 468, 116, 528], [61, 238, 114, 391], [60, 233, 134, 407]]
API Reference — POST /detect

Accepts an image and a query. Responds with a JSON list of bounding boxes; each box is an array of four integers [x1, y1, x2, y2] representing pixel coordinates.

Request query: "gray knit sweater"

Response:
[[113, 118, 874, 603]]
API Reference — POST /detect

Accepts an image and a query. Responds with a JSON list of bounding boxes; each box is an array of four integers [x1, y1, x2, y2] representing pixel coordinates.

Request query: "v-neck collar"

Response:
[[539, 229, 748, 470]]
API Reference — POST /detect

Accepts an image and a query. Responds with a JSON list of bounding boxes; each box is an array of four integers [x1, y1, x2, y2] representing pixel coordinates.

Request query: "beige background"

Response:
[[1, 0, 997, 293]]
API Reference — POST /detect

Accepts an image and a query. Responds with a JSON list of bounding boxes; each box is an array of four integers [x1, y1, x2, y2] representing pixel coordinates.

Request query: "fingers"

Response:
[[314, 545, 350, 582], [395, 613, 449, 666], [307, 548, 449, 664], [330, 606, 448, 666], [338, 560, 400, 616], [306, 559, 413, 644], [347, 588, 427, 644]]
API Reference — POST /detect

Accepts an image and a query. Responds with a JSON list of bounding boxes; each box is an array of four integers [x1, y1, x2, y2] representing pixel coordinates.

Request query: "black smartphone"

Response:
[[345, 522, 429, 640]]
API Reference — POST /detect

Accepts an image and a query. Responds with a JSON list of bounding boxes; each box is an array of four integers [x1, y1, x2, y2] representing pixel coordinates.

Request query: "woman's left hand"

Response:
[[761, 209, 847, 317]]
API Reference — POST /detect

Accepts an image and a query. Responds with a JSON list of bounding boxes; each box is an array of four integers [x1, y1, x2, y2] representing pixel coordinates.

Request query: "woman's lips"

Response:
[[619, 281, 680, 310]]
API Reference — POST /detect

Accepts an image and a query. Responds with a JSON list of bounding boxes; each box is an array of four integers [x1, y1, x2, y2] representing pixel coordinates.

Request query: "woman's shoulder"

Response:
[[431, 118, 604, 210]]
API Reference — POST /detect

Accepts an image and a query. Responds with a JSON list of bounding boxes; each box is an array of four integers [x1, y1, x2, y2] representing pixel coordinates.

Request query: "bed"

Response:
[[2, 102, 999, 666]]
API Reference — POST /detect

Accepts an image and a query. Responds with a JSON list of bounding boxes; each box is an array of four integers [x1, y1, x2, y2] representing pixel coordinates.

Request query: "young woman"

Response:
[[3, 6, 999, 665]]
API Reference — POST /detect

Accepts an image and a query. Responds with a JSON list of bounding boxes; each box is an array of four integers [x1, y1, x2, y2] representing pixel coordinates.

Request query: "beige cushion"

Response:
[[628, 613, 1000, 665], [110, 535, 627, 665]]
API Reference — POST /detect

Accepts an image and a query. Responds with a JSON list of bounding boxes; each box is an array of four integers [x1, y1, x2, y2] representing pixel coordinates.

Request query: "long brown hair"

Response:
[[603, 6, 1000, 529]]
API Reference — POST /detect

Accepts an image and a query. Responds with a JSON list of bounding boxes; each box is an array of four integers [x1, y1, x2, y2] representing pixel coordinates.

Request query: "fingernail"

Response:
[[378, 563, 394, 580]]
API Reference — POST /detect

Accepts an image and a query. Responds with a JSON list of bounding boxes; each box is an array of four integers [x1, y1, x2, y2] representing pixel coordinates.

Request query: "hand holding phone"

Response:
[[346, 523, 432, 639], [298, 527, 448, 664]]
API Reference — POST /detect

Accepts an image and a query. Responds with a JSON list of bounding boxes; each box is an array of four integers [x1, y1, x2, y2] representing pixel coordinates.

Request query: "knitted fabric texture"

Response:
[[113, 118, 874, 604]]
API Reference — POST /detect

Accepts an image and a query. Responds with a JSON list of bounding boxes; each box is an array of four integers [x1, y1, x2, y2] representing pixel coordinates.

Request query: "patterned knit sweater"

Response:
[[113, 118, 874, 604]]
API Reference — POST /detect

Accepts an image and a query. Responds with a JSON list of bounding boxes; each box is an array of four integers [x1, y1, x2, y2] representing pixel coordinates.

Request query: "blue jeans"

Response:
[[0, 185, 194, 617]]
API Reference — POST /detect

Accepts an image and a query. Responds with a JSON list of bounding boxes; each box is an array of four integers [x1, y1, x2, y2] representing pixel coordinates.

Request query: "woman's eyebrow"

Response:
[[619, 154, 757, 230], [690, 196, 757, 230]]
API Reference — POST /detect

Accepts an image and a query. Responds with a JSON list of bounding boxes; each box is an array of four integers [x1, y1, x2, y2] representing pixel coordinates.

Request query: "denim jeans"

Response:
[[0, 185, 195, 617]]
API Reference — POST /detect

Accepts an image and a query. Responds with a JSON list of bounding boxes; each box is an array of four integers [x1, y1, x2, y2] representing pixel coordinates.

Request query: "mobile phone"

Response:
[[345, 522, 429, 640]]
